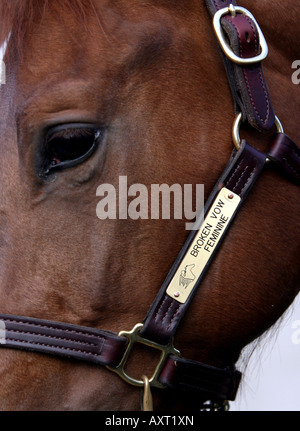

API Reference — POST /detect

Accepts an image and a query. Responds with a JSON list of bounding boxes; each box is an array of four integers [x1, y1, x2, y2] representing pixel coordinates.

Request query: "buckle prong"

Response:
[[228, 4, 236, 17], [107, 323, 180, 389]]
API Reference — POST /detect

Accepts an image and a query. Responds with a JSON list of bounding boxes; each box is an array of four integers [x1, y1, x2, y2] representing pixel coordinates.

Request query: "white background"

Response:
[[230, 293, 300, 411]]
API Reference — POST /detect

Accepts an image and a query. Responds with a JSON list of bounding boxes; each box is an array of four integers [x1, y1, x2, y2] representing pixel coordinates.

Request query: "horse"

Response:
[[0, 0, 299, 411]]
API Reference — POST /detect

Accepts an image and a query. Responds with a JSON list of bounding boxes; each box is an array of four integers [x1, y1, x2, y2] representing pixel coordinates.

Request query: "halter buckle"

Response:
[[107, 323, 180, 389], [213, 6, 268, 65]]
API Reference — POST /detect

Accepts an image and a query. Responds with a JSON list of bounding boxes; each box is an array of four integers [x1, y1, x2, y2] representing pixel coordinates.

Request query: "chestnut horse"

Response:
[[0, 0, 299, 411]]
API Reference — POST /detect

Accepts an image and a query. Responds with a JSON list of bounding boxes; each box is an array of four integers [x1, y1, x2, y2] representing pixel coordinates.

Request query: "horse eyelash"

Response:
[[47, 127, 98, 143]]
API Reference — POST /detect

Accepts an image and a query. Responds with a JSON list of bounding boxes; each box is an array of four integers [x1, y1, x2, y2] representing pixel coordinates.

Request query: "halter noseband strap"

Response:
[[0, 1, 299, 411]]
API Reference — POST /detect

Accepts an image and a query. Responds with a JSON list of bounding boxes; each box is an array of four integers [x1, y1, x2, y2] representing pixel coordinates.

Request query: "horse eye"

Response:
[[42, 124, 101, 175]]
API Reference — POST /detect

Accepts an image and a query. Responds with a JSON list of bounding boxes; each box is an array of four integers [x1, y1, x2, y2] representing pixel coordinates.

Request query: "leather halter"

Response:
[[0, 1, 299, 411]]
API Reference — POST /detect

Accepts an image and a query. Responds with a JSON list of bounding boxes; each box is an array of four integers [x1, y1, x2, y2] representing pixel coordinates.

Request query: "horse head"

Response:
[[0, 0, 299, 411]]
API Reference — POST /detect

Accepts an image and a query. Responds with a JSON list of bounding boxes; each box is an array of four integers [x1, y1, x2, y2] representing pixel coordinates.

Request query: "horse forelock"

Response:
[[0, 0, 107, 58]]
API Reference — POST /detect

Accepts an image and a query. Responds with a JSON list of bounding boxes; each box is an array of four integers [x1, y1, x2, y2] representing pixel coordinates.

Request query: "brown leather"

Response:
[[0, 314, 127, 367], [140, 141, 267, 345], [159, 356, 242, 401], [0, 312, 241, 401], [267, 133, 300, 185], [205, 0, 275, 131]]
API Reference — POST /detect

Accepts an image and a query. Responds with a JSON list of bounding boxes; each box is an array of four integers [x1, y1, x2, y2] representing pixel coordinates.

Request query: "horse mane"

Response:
[[0, 0, 102, 55]]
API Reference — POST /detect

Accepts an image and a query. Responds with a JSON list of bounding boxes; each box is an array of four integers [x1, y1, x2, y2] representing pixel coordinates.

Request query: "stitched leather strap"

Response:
[[140, 141, 266, 345], [0, 313, 241, 400], [159, 356, 241, 401], [267, 133, 300, 185], [0, 314, 127, 367], [205, 0, 275, 131]]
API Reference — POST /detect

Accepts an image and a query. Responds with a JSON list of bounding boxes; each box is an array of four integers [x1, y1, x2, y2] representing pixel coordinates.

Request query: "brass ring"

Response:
[[232, 113, 284, 150]]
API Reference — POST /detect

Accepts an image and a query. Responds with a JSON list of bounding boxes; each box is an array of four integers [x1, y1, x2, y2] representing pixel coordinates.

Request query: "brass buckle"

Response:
[[107, 323, 180, 389], [213, 5, 268, 65]]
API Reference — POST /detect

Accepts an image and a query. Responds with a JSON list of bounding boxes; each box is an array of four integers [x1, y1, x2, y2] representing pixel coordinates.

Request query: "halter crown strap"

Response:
[[267, 133, 300, 185]]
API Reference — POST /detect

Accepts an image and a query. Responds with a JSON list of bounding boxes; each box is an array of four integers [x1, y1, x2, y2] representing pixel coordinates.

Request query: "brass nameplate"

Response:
[[166, 187, 241, 304]]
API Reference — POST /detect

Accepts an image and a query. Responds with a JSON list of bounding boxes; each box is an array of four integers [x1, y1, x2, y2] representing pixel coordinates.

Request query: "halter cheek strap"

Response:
[[140, 142, 266, 345], [0, 2, 299, 411]]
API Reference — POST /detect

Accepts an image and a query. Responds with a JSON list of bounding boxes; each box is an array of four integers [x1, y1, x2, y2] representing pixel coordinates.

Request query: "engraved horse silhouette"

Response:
[[179, 264, 196, 289]]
